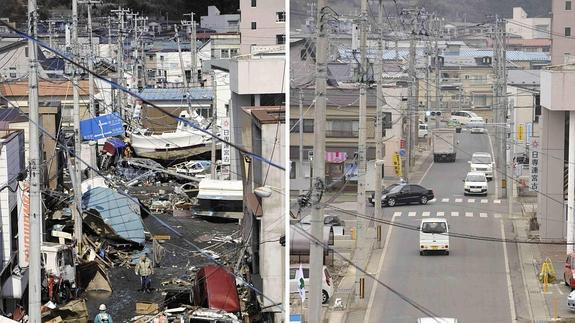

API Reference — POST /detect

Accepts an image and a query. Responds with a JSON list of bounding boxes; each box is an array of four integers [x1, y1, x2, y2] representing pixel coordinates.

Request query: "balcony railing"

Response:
[[326, 130, 359, 138]]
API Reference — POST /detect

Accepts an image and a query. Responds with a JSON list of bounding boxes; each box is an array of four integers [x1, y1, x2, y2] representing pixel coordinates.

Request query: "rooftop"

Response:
[[138, 87, 213, 101], [0, 80, 94, 97]]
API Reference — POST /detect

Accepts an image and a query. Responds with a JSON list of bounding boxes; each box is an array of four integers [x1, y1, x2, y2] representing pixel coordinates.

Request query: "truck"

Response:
[[432, 128, 456, 162], [41, 242, 77, 304]]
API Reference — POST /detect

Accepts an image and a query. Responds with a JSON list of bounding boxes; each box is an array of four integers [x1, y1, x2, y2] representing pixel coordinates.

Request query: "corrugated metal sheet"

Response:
[[82, 187, 145, 245], [337, 48, 550, 62], [449, 50, 550, 61], [138, 88, 213, 102]]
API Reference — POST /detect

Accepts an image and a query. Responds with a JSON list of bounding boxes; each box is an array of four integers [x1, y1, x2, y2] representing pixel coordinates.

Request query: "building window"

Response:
[[290, 119, 314, 133], [276, 11, 286, 22], [567, 1, 572, 10], [160, 55, 164, 61], [566, 27, 572, 37], [251, 0, 256, 7], [251, 22, 257, 30], [276, 34, 286, 45], [289, 161, 296, 179], [230, 48, 238, 57], [221, 49, 230, 59], [326, 120, 359, 138]]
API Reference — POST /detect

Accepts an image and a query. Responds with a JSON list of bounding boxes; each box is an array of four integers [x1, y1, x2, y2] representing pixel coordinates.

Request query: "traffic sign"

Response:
[[80, 113, 124, 141], [399, 149, 406, 157], [393, 152, 402, 177]]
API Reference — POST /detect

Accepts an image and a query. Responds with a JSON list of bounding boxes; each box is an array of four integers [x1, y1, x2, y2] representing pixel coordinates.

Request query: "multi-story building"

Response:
[[238, 0, 285, 55], [506, 7, 551, 40], [210, 33, 241, 59], [200, 6, 240, 33], [538, 0, 575, 241]]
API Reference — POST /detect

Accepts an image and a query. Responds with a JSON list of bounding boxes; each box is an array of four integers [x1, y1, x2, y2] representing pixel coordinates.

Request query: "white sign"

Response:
[[220, 117, 231, 180], [529, 137, 540, 192]]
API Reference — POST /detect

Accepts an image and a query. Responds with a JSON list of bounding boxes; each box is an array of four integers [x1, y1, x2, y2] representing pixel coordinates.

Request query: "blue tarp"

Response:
[[80, 113, 125, 141], [82, 187, 145, 245]]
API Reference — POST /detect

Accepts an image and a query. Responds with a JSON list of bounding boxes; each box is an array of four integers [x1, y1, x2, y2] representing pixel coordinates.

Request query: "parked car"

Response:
[[419, 218, 449, 256], [300, 214, 345, 236], [564, 253, 575, 290], [463, 171, 488, 196], [368, 183, 402, 206], [569, 290, 575, 311], [469, 152, 494, 180], [289, 264, 333, 304], [379, 184, 434, 207], [418, 123, 429, 138], [450, 110, 480, 125]]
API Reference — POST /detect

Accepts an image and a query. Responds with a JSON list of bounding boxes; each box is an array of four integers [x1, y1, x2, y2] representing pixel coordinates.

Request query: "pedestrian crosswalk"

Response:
[[434, 197, 502, 204], [390, 210, 504, 219]]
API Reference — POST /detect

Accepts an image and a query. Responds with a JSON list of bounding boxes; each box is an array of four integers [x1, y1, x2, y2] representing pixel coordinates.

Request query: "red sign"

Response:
[[400, 139, 406, 149]]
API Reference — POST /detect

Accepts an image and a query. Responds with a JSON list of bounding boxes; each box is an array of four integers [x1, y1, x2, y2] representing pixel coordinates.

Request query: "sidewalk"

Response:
[[516, 197, 575, 322], [325, 148, 434, 323]]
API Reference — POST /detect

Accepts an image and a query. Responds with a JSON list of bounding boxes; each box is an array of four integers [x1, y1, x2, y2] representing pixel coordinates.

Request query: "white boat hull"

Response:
[[130, 131, 212, 160]]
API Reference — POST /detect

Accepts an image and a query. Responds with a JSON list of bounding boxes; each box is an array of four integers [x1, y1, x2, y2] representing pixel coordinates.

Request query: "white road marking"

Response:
[[366, 216, 396, 321], [422, 211, 430, 217], [494, 199, 501, 204], [408, 211, 416, 217], [468, 198, 475, 203], [441, 198, 449, 203], [437, 211, 445, 217], [481, 199, 488, 203], [501, 219, 517, 321], [465, 212, 473, 217], [451, 211, 459, 217], [393, 211, 402, 217], [367, 157, 434, 322], [556, 284, 565, 295], [455, 198, 463, 203], [480, 213, 488, 218], [494, 213, 502, 218]]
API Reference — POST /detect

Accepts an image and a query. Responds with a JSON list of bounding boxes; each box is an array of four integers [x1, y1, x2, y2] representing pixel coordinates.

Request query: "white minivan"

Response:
[[419, 218, 449, 256], [289, 264, 334, 304], [450, 110, 480, 125]]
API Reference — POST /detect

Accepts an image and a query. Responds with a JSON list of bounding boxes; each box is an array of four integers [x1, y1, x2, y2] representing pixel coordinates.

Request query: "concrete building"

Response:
[[200, 6, 240, 33], [210, 33, 241, 59], [537, 0, 575, 241], [0, 41, 48, 81], [240, 106, 284, 322], [506, 7, 551, 40], [238, 0, 285, 55]]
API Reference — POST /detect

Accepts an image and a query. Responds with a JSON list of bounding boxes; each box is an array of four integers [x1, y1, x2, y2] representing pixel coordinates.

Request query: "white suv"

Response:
[[289, 264, 334, 304], [469, 152, 494, 180], [463, 171, 488, 196], [450, 111, 479, 125]]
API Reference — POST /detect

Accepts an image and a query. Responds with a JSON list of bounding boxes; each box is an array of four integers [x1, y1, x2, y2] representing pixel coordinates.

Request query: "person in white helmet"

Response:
[[94, 304, 113, 323]]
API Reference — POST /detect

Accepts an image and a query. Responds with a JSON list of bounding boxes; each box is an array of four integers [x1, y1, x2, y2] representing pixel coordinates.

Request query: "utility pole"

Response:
[[354, 0, 368, 305], [433, 16, 442, 129], [374, 0, 385, 222], [71, 0, 83, 254], [174, 24, 189, 88], [493, 16, 508, 199], [28, 0, 42, 320], [299, 88, 304, 195], [79, 0, 101, 177], [309, 0, 327, 320], [111, 7, 129, 118], [182, 13, 197, 86], [211, 71, 217, 179], [47, 20, 54, 49], [406, 29, 416, 182]]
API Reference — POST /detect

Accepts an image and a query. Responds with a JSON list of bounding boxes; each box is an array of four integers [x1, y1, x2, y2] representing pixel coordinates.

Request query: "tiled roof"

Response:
[[138, 87, 213, 101], [0, 80, 94, 97]]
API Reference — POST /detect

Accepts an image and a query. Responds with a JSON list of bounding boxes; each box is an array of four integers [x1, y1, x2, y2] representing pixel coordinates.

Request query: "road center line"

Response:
[[365, 158, 434, 322], [501, 219, 517, 322]]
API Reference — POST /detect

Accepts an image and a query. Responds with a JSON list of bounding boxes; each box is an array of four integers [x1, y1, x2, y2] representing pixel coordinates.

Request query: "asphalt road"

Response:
[[364, 129, 517, 322]]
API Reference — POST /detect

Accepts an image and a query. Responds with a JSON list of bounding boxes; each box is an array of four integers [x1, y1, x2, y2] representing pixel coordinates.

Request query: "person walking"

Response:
[[135, 254, 153, 293], [94, 304, 112, 323]]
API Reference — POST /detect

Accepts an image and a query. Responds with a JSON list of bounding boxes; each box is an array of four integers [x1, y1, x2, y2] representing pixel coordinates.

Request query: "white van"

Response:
[[450, 110, 480, 125], [418, 123, 429, 138], [289, 264, 334, 304], [419, 218, 449, 256]]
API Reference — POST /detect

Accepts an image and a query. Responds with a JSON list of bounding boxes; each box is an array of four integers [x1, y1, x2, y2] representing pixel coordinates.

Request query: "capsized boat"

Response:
[[129, 110, 213, 160]]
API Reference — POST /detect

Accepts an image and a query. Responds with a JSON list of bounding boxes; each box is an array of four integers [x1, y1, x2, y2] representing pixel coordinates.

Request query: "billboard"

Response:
[[80, 113, 125, 141]]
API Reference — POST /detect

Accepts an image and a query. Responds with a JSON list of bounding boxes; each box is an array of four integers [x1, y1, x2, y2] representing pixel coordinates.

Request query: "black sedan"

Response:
[[370, 184, 434, 207]]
